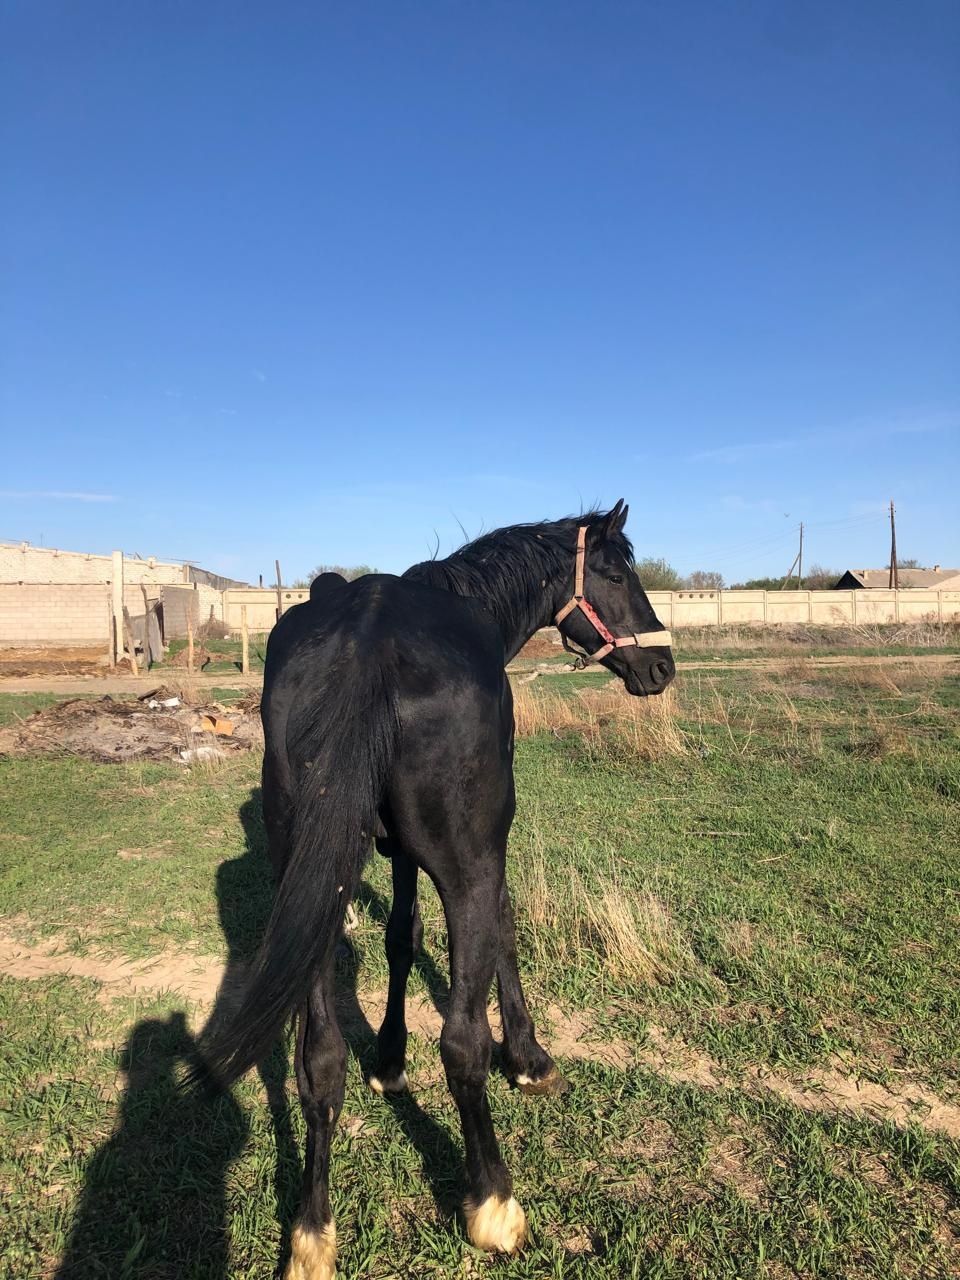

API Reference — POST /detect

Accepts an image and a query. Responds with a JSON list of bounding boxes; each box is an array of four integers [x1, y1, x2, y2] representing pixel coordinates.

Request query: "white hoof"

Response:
[[284, 1220, 336, 1280], [464, 1194, 528, 1253], [369, 1070, 408, 1095]]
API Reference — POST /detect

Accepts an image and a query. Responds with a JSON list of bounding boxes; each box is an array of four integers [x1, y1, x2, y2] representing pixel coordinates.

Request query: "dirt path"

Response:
[[0, 672, 264, 695], [2, 652, 955, 696], [2, 928, 958, 1139]]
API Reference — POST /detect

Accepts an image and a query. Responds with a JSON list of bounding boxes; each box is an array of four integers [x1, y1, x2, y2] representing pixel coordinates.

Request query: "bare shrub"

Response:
[[196, 617, 230, 641]]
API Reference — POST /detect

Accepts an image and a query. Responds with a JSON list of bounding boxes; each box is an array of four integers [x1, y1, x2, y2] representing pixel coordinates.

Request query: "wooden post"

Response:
[[122, 608, 139, 676], [241, 605, 249, 675], [111, 549, 124, 666], [275, 559, 283, 623], [187, 619, 194, 672]]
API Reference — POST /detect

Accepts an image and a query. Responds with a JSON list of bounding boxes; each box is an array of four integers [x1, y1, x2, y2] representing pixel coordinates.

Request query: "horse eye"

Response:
[[608, 574, 624, 585]]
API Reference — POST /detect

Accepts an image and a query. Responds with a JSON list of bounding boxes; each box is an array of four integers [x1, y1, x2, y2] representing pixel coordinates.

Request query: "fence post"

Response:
[[187, 620, 194, 673], [241, 605, 249, 676], [111, 550, 124, 666]]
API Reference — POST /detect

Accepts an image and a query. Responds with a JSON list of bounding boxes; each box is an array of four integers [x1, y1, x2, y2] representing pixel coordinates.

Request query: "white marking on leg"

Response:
[[369, 1069, 408, 1095], [464, 1194, 528, 1253], [284, 1219, 336, 1280]]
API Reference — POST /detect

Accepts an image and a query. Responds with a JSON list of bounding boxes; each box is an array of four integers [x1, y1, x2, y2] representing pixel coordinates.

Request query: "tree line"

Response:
[[633, 557, 927, 591], [289, 557, 928, 592]]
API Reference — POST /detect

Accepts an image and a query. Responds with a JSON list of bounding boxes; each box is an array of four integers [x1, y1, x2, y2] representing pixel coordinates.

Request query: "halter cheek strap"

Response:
[[554, 525, 672, 662]]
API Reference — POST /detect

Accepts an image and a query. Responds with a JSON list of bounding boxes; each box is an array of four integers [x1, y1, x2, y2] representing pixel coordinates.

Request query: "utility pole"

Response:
[[888, 500, 899, 590], [780, 522, 804, 590]]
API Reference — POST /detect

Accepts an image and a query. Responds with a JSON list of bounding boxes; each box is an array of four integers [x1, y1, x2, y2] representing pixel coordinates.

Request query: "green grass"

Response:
[[162, 634, 268, 674], [1, 658, 958, 1277], [0, 692, 83, 727]]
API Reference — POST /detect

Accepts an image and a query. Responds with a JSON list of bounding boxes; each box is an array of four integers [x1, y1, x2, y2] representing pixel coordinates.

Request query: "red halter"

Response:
[[554, 525, 673, 663]]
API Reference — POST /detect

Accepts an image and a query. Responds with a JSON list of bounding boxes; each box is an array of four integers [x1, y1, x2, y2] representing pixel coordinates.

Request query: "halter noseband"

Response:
[[554, 525, 673, 664]]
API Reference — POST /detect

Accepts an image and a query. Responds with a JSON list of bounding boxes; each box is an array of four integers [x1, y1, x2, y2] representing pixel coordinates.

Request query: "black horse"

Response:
[[197, 501, 674, 1278]]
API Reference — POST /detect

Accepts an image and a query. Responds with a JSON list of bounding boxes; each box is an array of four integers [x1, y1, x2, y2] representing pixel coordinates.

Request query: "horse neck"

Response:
[[410, 539, 567, 663]]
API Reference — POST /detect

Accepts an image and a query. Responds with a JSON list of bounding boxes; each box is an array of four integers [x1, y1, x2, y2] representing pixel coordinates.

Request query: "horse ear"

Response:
[[603, 499, 628, 536]]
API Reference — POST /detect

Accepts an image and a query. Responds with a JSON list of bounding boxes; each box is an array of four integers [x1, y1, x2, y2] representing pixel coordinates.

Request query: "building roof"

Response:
[[837, 567, 960, 589]]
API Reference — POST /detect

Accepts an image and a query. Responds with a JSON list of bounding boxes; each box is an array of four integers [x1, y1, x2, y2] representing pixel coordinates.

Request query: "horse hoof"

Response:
[[369, 1070, 408, 1095], [464, 1194, 528, 1253], [514, 1065, 569, 1097]]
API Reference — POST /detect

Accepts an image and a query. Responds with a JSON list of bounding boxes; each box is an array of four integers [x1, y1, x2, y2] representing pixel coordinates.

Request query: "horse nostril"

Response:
[[651, 660, 671, 686]]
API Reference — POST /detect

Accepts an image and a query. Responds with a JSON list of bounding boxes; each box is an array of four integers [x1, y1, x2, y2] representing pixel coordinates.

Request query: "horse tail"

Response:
[[192, 657, 400, 1089]]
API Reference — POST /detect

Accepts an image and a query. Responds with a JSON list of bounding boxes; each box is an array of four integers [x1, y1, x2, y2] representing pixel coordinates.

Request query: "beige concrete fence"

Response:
[[221, 585, 960, 632], [3, 572, 958, 652], [646, 588, 960, 627]]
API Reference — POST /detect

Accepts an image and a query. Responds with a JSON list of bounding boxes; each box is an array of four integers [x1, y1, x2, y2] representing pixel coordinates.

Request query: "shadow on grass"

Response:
[[57, 787, 462, 1277], [54, 1011, 248, 1279]]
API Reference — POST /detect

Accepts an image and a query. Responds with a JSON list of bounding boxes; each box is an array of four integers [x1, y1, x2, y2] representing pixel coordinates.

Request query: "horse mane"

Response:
[[403, 511, 634, 642]]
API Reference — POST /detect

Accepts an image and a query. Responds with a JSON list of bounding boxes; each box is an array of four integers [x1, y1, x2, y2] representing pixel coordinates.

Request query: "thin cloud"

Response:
[[0, 490, 119, 503], [252, 368, 267, 383], [691, 439, 798, 464], [689, 411, 957, 465], [721, 494, 784, 514]]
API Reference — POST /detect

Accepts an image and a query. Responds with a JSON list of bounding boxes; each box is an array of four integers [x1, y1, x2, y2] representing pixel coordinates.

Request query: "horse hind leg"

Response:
[[496, 881, 568, 1096], [439, 872, 527, 1254], [285, 963, 345, 1280], [370, 844, 421, 1095]]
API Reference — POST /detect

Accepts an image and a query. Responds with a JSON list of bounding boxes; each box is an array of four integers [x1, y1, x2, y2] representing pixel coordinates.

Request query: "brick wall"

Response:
[[0, 583, 111, 647]]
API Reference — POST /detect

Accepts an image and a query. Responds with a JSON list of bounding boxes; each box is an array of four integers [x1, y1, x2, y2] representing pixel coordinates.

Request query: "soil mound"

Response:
[[0, 693, 263, 763]]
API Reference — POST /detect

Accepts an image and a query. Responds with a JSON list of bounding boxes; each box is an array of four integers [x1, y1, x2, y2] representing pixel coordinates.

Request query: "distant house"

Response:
[[834, 566, 960, 590]]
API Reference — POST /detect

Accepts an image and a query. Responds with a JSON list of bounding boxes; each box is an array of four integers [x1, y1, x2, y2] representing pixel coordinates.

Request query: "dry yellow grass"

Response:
[[509, 846, 709, 990], [511, 681, 688, 761]]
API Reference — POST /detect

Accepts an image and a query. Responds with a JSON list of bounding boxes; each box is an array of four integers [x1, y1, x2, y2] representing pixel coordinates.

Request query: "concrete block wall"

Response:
[[223, 587, 309, 631], [0, 583, 111, 646], [0, 542, 186, 586]]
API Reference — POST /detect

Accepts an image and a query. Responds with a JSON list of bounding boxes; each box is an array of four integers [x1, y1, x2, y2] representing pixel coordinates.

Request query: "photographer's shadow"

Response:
[[55, 1012, 247, 1279]]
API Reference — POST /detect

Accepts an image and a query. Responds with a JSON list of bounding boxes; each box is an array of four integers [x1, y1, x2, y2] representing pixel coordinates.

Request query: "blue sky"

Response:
[[2, 2, 957, 585]]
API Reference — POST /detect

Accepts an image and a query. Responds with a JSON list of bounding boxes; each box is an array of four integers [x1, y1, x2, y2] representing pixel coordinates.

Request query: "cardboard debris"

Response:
[[200, 714, 234, 737]]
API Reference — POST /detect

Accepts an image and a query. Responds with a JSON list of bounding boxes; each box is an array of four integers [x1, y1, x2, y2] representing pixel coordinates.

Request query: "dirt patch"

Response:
[[0, 931, 224, 1005], [708, 1134, 767, 1202], [2, 927, 959, 1139], [745, 1062, 960, 1139], [516, 628, 565, 661], [0, 645, 111, 677], [0, 693, 263, 762]]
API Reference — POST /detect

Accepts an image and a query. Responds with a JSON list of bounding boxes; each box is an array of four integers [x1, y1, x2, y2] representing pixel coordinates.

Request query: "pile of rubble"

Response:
[[0, 687, 263, 763]]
